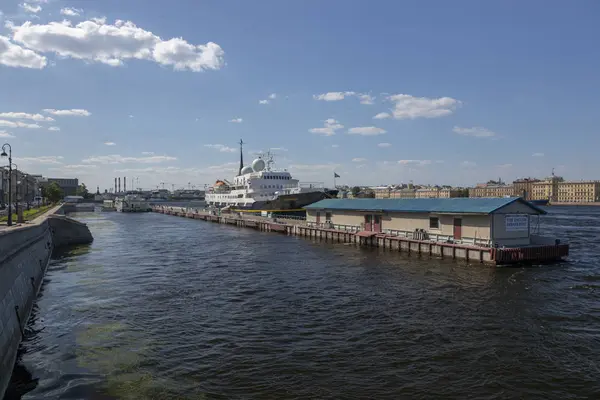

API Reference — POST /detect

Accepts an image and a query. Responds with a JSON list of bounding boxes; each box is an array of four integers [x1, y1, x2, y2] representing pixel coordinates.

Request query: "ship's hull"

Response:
[[529, 199, 549, 206], [212, 190, 336, 215]]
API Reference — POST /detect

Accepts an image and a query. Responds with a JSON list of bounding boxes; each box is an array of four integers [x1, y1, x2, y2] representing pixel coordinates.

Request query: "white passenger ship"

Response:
[[205, 142, 336, 214], [115, 194, 152, 212]]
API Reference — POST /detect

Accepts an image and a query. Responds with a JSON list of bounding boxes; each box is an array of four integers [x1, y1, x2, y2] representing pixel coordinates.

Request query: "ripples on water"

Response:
[[4, 207, 600, 399]]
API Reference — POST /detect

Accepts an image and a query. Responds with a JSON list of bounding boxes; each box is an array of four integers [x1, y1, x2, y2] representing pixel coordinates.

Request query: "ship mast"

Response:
[[238, 139, 244, 176]]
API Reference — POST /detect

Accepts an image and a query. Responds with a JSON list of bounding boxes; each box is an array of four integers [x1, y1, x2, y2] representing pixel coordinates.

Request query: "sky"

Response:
[[0, 0, 599, 191]]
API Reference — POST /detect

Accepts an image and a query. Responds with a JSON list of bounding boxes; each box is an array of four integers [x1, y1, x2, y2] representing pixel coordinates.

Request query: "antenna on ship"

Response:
[[265, 150, 275, 171], [238, 139, 245, 176]]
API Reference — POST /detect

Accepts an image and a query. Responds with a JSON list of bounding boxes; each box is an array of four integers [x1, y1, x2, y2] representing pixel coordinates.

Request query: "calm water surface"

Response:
[[4, 207, 600, 399]]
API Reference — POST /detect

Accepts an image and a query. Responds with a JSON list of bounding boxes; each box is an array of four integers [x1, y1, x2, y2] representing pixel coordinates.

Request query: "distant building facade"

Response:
[[41, 177, 79, 196], [513, 178, 540, 201], [469, 184, 515, 198], [556, 181, 600, 203], [389, 188, 417, 199], [531, 176, 561, 202]]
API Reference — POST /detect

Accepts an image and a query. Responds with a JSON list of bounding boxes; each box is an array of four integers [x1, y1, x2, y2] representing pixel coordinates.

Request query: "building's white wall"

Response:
[[491, 201, 538, 246]]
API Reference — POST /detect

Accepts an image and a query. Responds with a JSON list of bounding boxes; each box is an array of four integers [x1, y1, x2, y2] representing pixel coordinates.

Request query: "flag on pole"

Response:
[[334, 172, 340, 178]]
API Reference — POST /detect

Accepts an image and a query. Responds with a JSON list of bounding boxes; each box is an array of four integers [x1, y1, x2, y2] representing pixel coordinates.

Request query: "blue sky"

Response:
[[0, 0, 599, 191]]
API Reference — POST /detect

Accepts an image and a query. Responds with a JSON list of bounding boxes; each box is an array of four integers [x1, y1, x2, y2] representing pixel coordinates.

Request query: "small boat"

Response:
[[114, 194, 151, 212], [101, 199, 116, 211]]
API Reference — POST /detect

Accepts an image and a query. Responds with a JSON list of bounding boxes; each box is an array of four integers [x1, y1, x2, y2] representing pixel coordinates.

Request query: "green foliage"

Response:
[[46, 182, 64, 203], [351, 186, 361, 197], [76, 183, 90, 198]]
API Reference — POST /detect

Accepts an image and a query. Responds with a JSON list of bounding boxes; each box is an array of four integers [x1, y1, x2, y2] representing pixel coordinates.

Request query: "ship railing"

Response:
[[384, 228, 492, 247], [298, 182, 325, 190], [307, 222, 360, 232]]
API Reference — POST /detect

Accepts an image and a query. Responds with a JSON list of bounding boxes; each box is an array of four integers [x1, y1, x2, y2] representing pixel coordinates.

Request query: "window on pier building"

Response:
[[429, 217, 440, 229]]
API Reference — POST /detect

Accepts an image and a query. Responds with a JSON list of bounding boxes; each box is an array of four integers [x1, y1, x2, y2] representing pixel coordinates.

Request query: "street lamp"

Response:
[[11, 163, 20, 223], [1, 143, 12, 226]]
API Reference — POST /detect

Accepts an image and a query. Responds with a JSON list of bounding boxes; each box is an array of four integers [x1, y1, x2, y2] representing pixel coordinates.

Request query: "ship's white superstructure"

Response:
[[206, 149, 324, 209]]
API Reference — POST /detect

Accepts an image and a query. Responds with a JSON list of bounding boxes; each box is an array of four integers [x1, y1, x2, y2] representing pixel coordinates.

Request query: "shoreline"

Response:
[[549, 202, 600, 206]]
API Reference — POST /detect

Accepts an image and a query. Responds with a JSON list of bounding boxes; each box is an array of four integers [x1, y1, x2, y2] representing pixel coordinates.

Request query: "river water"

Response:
[[4, 207, 600, 399]]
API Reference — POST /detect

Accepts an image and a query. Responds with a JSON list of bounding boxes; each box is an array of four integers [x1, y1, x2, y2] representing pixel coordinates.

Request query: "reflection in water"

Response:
[[4, 207, 600, 399]]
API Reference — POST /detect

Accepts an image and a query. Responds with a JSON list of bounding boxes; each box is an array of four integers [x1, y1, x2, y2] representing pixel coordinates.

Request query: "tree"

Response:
[[76, 183, 89, 198], [46, 182, 64, 203], [351, 186, 361, 197]]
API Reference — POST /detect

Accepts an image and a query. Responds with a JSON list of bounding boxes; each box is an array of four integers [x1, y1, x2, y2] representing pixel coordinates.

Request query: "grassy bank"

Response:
[[0, 204, 55, 223]]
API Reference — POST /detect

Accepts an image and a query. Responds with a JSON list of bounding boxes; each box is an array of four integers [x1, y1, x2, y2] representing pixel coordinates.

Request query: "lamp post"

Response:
[[12, 163, 21, 223], [1, 143, 12, 226]]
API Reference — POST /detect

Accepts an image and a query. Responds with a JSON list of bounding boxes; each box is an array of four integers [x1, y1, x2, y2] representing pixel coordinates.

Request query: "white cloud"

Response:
[[141, 151, 154, 155], [331, 144, 339, 148], [532, 152, 544, 157], [9, 19, 225, 72], [388, 94, 460, 119], [358, 94, 375, 105], [269, 147, 288, 152], [453, 126, 495, 138], [497, 163, 513, 168], [258, 99, 269, 105], [20, 3, 42, 13], [309, 118, 344, 136], [16, 155, 64, 164], [0, 35, 47, 69], [347, 126, 386, 136], [112, 166, 200, 176], [207, 161, 238, 172], [352, 158, 367, 162], [229, 117, 243, 123], [268, 93, 277, 99], [289, 163, 340, 171], [377, 142, 391, 148], [60, 7, 82, 17], [104, 141, 116, 146], [0, 119, 41, 128], [398, 159, 432, 166], [129, 114, 134, 118], [373, 112, 391, 120], [460, 161, 477, 168], [313, 91, 374, 104], [313, 91, 355, 101], [82, 154, 177, 164], [50, 164, 98, 171], [0, 112, 53, 121], [0, 130, 15, 138], [204, 144, 236, 153], [42, 108, 91, 116], [48, 126, 60, 131]]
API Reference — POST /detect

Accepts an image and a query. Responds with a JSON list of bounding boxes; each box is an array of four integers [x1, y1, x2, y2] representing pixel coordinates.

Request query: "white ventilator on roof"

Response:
[[252, 158, 266, 172]]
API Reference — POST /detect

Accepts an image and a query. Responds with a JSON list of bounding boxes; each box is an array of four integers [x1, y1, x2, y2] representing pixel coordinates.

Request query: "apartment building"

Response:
[[415, 187, 441, 198], [531, 177, 561, 202], [513, 178, 540, 201], [372, 186, 392, 199], [469, 185, 515, 198], [389, 188, 417, 199], [557, 181, 600, 203]]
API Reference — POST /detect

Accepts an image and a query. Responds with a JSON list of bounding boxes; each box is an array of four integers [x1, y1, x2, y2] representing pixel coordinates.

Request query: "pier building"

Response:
[[304, 197, 546, 247]]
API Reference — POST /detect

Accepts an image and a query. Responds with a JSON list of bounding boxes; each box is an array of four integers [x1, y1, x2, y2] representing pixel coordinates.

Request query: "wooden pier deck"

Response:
[[153, 206, 569, 266]]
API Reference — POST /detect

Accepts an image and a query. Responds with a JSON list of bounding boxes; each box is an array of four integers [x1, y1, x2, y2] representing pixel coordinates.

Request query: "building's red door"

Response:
[[364, 215, 372, 231], [316, 212, 321, 224], [453, 218, 462, 240], [373, 215, 381, 232]]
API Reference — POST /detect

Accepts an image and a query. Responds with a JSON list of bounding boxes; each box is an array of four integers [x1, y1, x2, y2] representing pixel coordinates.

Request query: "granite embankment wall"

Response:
[[0, 206, 93, 398]]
